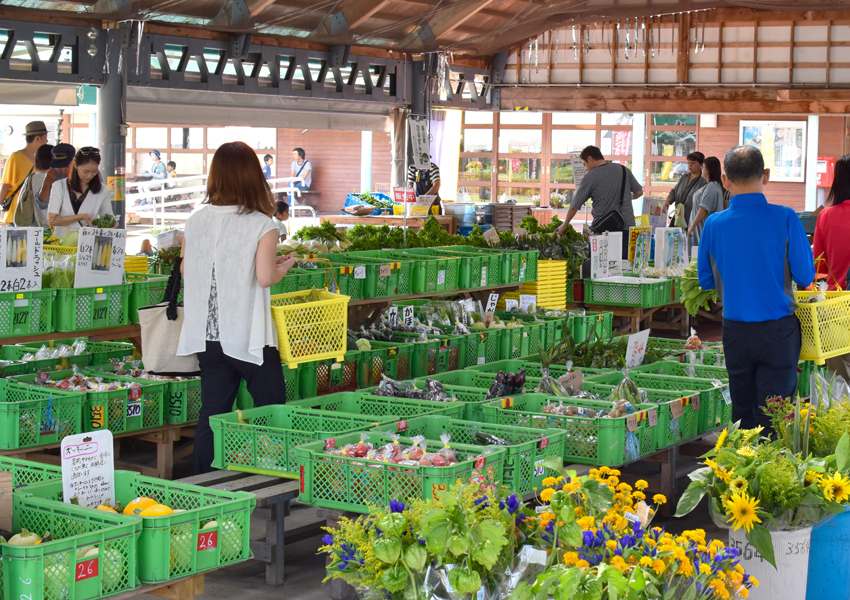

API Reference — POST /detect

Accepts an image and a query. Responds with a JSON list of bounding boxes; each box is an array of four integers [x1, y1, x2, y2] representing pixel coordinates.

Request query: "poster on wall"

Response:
[[739, 120, 807, 183], [570, 153, 587, 188], [408, 117, 430, 170]]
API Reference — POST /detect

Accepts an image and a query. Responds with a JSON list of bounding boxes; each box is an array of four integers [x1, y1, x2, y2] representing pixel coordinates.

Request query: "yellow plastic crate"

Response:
[[636, 215, 650, 226], [270, 289, 350, 368], [44, 244, 76, 255], [796, 290, 850, 364]]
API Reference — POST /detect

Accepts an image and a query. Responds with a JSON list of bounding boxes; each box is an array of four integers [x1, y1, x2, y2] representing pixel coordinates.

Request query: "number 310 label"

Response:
[[197, 531, 218, 551]]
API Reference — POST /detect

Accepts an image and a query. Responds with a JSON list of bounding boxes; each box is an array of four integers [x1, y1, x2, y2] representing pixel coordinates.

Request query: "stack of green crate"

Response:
[[583, 278, 671, 308], [566, 311, 614, 343], [499, 321, 544, 360], [0, 289, 54, 338], [0, 379, 84, 449], [53, 284, 131, 332]]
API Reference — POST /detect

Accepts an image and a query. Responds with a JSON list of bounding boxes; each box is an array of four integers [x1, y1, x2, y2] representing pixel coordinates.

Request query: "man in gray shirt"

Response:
[[557, 145, 643, 257]]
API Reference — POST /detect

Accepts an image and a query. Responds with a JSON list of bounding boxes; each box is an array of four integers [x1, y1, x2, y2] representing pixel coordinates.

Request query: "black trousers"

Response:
[[722, 313, 801, 432], [194, 341, 286, 474]]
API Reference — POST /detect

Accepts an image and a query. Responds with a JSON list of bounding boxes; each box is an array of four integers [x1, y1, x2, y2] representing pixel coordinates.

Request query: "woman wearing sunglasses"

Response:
[[48, 146, 115, 238]]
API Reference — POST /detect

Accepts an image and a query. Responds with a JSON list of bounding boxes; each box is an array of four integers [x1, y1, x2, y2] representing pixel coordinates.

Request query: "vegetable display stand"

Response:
[[1, 493, 141, 600], [53, 285, 130, 332], [210, 404, 397, 476], [580, 381, 700, 450], [289, 391, 464, 419], [0, 289, 54, 338], [270, 289, 349, 367], [17, 338, 135, 364], [566, 311, 613, 343], [795, 290, 850, 364], [236, 362, 301, 409], [126, 272, 170, 324], [370, 415, 566, 497], [583, 277, 671, 308], [293, 431, 506, 513], [20, 470, 255, 584], [384, 250, 461, 294], [584, 371, 729, 434], [297, 351, 359, 399], [368, 341, 414, 381], [0, 380, 84, 449], [632, 361, 728, 381], [0, 455, 62, 486], [481, 394, 658, 466]]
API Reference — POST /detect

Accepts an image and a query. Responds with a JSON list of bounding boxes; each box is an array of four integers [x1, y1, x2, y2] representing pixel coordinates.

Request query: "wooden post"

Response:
[[578, 24, 584, 84], [752, 21, 758, 83], [677, 13, 689, 83], [826, 19, 832, 85], [717, 22, 724, 84], [788, 21, 795, 84]]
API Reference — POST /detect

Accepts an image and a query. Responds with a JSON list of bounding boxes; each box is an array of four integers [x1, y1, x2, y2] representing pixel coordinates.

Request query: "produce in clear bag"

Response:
[[435, 433, 458, 466], [422, 378, 452, 402], [371, 375, 426, 400], [535, 366, 568, 396], [810, 368, 850, 411], [541, 399, 606, 418], [684, 328, 702, 350], [486, 369, 526, 399], [610, 369, 646, 405]]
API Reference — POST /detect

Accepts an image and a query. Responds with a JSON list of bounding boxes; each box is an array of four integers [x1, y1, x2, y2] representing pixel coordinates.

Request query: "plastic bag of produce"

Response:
[[684, 328, 702, 350], [811, 368, 850, 411], [422, 378, 451, 402], [51, 254, 75, 288], [535, 366, 570, 397], [610, 370, 646, 405]]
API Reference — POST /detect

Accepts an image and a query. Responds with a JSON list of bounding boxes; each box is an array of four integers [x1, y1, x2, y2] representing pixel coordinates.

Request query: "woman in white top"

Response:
[[47, 147, 114, 239], [177, 141, 296, 474]]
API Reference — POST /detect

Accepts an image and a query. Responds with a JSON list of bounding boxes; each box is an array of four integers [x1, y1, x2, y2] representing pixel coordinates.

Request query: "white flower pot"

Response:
[[729, 526, 812, 600]]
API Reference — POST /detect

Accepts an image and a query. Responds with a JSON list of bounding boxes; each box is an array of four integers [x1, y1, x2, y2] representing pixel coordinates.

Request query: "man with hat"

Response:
[[34, 143, 75, 206], [1, 121, 48, 222]]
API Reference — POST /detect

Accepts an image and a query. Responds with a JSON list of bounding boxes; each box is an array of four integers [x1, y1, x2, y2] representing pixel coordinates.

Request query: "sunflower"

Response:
[[715, 428, 728, 451], [540, 488, 554, 502], [820, 472, 850, 503], [706, 459, 732, 483], [724, 492, 762, 533], [653, 493, 667, 505], [736, 446, 756, 457], [805, 470, 823, 486], [728, 476, 749, 495]]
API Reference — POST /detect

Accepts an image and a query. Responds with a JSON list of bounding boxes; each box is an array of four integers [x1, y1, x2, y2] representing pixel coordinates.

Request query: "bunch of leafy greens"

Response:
[[541, 330, 673, 369], [295, 220, 350, 244]]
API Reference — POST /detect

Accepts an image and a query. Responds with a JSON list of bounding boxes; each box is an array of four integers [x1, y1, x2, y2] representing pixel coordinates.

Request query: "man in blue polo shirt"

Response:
[[699, 145, 814, 431]]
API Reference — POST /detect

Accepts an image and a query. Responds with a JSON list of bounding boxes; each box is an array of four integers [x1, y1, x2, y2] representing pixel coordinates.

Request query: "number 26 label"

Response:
[[75, 558, 98, 582], [198, 531, 218, 551]]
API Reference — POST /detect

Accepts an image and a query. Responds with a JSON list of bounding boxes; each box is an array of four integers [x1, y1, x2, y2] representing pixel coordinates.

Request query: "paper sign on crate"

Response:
[[625, 329, 651, 368], [75, 227, 127, 288], [655, 227, 688, 272], [607, 232, 623, 276], [0, 227, 43, 292], [589, 235, 609, 279], [61, 430, 115, 508], [629, 226, 652, 270], [410, 195, 437, 217]]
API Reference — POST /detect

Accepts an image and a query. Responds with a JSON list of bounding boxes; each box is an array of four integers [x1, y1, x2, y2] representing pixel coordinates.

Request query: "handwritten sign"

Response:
[[628, 226, 652, 265], [480, 266, 488, 287], [483, 227, 499, 245], [670, 399, 685, 419], [0, 227, 42, 292], [504, 298, 518, 311], [485, 293, 499, 313], [75, 227, 126, 288], [61, 430, 115, 508], [408, 117, 430, 170], [379, 264, 391, 278], [75, 558, 99, 582], [519, 294, 536, 313], [625, 329, 651, 368], [198, 530, 218, 551], [386, 306, 398, 327], [403, 305, 415, 326], [590, 235, 609, 279], [353, 266, 366, 279], [563, 369, 582, 391], [655, 227, 688, 273], [570, 153, 588, 188]]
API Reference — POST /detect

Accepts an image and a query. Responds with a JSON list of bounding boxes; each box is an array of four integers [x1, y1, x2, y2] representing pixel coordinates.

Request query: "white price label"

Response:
[[437, 270, 446, 285], [535, 504, 550, 514], [722, 388, 732, 405], [477, 356, 486, 365], [386, 306, 398, 327], [403, 305, 415, 326], [625, 329, 651, 368], [505, 299, 519, 311], [520, 259, 527, 280], [126, 402, 141, 418], [353, 266, 366, 279], [480, 266, 487, 287], [533, 459, 544, 477], [485, 293, 499, 313], [519, 294, 536, 312]]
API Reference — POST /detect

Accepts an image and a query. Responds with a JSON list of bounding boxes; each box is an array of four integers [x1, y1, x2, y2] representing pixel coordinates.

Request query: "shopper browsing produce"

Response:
[[177, 141, 297, 474], [698, 145, 814, 431], [0, 120, 48, 222], [47, 147, 115, 239], [556, 145, 642, 258], [686, 155, 726, 245], [12, 142, 53, 228], [813, 152, 850, 381], [660, 151, 706, 228]]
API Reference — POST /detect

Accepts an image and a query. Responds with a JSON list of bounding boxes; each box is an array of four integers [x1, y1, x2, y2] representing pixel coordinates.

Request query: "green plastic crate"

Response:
[[320, 254, 414, 299], [6, 369, 164, 434], [341, 253, 417, 296], [584, 371, 728, 434], [433, 248, 502, 289], [18, 338, 135, 364], [449, 329, 502, 368], [0, 289, 54, 338], [374, 381, 497, 421], [370, 415, 566, 497], [126, 272, 169, 324], [298, 351, 359, 399], [436, 246, 522, 285], [368, 341, 414, 381], [566, 279, 584, 304], [2, 493, 140, 600], [236, 362, 300, 410], [567, 311, 614, 343], [20, 470, 254, 584], [581, 381, 700, 449], [0, 380, 84, 449], [270, 267, 326, 295], [289, 391, 464, 419], [499, 323, 544, 360], [85, 362, 202, 425], [382, 250, 461, 293], [495, 312, 561, 350], [0, 455, 62, 486], [481, 394, 658, 466], [210, 404, 400, 476], [53, 285, 130, 332], [632, 361, 728, 381], [467, 359, 578, 379], [0, 344, 92, 375], [389, 333, 440, 378], [583, 278, 671, 308], [294, 431, 507, 513]]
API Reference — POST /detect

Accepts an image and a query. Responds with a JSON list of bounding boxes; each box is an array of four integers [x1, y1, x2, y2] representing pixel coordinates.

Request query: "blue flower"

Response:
[[582, 530, 595, 547], [390, 500, 406, 513], [505, 494, 520, 515], [474, 496, 490, 510], [322, 535, 334, 546], [418, 537, 426, 545]]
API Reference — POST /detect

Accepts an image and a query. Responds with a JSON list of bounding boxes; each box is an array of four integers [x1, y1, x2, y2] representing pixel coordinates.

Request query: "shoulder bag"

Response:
[[137, 257, 200, 374], [2, 167, 33, 212], [13, 173, 35, 227], [589, 164, 627, 234]]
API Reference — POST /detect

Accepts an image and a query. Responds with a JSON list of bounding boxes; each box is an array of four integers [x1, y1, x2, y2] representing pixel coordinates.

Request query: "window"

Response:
[[601, 130, 633, 156], [459, 157, 492, 181], [645, 114, 698, 194], [551, 130, 596, 155], [170, 127, 204, 150], [552, 112, 596, 125], [498, 129, 542, 154], [464, 112, 493, 125], [500, 112, 542, 125], [135, 127, 167, 149], [497, 158, 541, 183], [462, 129, 493, 153]]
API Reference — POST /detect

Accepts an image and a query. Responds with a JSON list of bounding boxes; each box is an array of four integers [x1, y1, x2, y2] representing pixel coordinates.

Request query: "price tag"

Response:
[[670, 399, 685, 419], [397, 420, 408, 433], [626, 413, 640, 432], [324, 438, 336, 450], [625, 329, 651, 368], [380, 264, 391, 277], [647, 409, 657, 427], [520, 262, 527, 280], [505, 299, 518, 311], [535, 504, 550, 514], [353, 266, 366, 279], [538, 436, 549, 450], [386, 306, 398, 327], [515, 227, 527, 237], [533, 459, 544, 477], [519, 294, 536, 313], [483, 227, 499, 245], [197, 530, 218, 551], [403, 305, 415, 326], [75, 558, 98, 582], [126, 402, 141, 419], [437, 270, 446, 285], [624, 511, 640, 524], [477, 356, 486, 365], [480, 266, 488, 287], [722, 388, 732, 405], [474, 456, 486, 469], [90, 405, 105, 429], [564, 369, 582, 391], [485, 293, 499, 313], [691, 394, 700, 411]]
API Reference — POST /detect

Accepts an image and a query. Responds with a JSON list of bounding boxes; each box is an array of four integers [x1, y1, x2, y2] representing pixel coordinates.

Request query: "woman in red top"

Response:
[[813, 153, 850, 380]]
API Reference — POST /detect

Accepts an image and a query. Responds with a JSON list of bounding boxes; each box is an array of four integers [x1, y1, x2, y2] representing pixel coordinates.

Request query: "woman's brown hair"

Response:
[[69, 148, 103, 195], [205, 141, 275, 215]]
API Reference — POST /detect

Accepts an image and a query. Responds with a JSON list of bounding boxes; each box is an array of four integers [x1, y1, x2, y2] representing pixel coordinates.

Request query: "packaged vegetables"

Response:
[[324, 432, 460, 467], [485, 369, 525, 399], [371, 376, 455, 403]]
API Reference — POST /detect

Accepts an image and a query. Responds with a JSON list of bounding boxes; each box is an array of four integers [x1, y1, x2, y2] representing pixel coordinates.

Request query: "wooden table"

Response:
[[585, 304, 668, 335], [1, 422, 195, 480], [647, 303, 690, 336], [321, 215, 457, 235], [177, 471, 324, 586], [0, 324, 142, 348], [347, 283, 522, 329]]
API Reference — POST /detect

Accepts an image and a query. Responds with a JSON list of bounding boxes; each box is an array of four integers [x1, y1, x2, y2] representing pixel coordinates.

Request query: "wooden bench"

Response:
[[176, 470, 325, 586]]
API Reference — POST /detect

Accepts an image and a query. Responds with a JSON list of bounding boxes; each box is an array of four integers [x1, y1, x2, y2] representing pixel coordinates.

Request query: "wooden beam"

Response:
[[400, 0, 497, 50], [677, 13, 689, 83], [547, 30, 554, 84], [752, 21, 758, 83], [578, 24, 584, 85], [827, 19, 833, 84], [717, 22, 723, 84], [312, 0, 393, 37], [789, 21, 795, 83]]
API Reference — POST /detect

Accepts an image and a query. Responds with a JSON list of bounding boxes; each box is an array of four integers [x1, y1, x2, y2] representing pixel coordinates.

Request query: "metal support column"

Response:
[[98, 26, 131, 228]]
